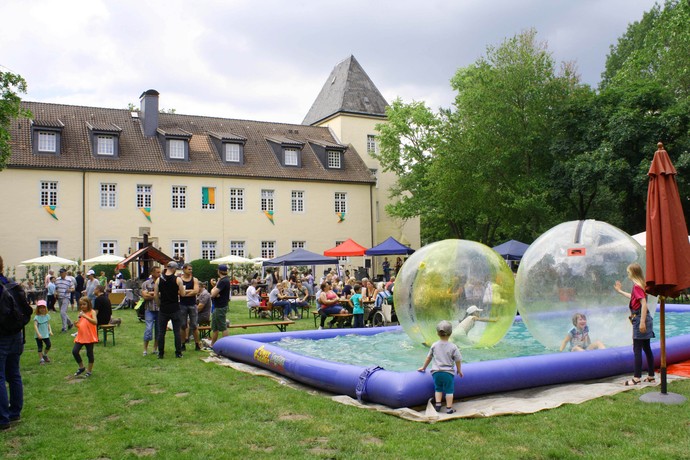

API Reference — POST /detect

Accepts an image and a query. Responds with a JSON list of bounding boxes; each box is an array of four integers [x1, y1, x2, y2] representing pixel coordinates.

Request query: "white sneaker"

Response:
[[143, 351, 148, 356], [318, 326, 323, 330]]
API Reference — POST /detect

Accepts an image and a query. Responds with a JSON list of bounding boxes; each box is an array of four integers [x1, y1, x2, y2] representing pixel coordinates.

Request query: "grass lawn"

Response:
[[3, 300, 690, 459]]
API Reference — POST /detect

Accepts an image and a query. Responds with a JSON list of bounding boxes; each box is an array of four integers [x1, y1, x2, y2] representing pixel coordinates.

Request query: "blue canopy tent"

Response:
[[492, 240, 529, 261], [263, 248, 339, 279], [364, 237, 415, 256]]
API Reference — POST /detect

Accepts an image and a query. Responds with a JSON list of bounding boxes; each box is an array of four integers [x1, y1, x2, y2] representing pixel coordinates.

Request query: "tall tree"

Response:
[[0, 70, 31, 170]]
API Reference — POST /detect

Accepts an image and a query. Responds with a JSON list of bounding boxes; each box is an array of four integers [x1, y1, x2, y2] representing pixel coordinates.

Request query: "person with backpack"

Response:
[[0, 255, 34, 430]]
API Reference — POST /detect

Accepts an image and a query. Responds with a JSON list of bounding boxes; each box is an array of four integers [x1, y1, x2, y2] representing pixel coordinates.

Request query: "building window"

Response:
[[327, 151, 341, 168], [334, 192, 347, 214], [97, 135, 115, 155], [201, 241, 217, 260], [225, 143, 240, 162], [40, 181, 58, 206], [291, 191, 304, 213], [169, 139, 186, 159], [38, 132, 57, 153], [172, 186, 187, 209], [172, 241, 187, 262], [367, 135, 378, 155], [292, 241, 305, 250], [261, 241, 275, 259], [202, 187, 216, 210], [40, 240, 58, 256], [334, 240, 347, 262], [230, 241, 245, 257], [100, 183, 117, 208], [136, 185, 152, 208], [284, 148, 298, 166], [261, 189, 274, 212], [229, 188, 244, 211], [100, 241, 117, 255]]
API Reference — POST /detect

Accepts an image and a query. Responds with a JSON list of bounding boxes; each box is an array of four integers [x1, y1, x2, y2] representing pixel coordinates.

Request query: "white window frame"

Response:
[[172, 241, 187, 261], [100, 240, 117, 255], [261, 241, 275, 259], [229, 188, 245, 211], [38, 131, 57, 153], [100, 183, 117, 208], [335, 240, 347, 262], [201, 187, 216, 210], [225, 143, 240, 162], [334, 192, 347, 214], [292, 241, 305, 250], [40, 240, 58, 256], [230, 241, 246, 257], [172, 185, 187, 210], [97, 135, 115, 155], [284, 148, 298, 166], [291, 190, 304, 213], [327, 150, 341, 168], [201, 241, 217, 260], [136, 185, 152, 208], [261, 189, 274, 212], [40, 181, 58, 206], [169, 139, 185, 159], [367, 134, 378, 155]]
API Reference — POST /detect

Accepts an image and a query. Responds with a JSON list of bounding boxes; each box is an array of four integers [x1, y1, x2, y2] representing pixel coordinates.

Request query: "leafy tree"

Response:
[[0, 70, 31, 170]]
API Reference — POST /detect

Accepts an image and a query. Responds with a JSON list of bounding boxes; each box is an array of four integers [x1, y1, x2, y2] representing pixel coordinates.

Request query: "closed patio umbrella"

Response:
[[642, 142, 690, 404]]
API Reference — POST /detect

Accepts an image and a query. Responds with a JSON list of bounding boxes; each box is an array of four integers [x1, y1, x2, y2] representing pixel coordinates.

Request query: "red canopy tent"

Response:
[[643, 142, 690, 403], [323, 238, 368, 257]]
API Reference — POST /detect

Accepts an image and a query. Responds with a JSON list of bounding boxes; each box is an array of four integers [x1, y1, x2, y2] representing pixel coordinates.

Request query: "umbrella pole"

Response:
[[660, 297, 667, 394]]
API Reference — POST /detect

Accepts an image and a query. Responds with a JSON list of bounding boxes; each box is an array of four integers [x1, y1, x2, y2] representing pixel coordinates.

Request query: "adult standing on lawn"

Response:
[[154, 261, 185, 359], [210, 264, 231, 346], [178, 263, 200, 352], [0, 255, 33, 430], [83, 270, 100, 303], [55, 268, 74, 332], [141, 266, 161, 356], [74, 271, 85, 308]]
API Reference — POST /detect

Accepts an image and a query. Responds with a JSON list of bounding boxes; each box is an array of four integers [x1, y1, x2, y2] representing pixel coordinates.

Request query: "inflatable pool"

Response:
[[213, 305, 690, 408]]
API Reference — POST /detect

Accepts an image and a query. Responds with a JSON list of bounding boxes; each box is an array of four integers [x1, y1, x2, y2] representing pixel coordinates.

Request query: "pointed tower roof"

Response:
[[302, 55, 389, 126]]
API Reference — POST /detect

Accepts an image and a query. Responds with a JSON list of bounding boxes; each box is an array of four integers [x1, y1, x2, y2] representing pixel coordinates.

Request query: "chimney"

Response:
[[140, 89, 159, 137]]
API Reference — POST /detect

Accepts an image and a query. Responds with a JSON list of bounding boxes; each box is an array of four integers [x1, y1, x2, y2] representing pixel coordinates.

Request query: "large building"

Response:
[[0, 56, 420, 277]]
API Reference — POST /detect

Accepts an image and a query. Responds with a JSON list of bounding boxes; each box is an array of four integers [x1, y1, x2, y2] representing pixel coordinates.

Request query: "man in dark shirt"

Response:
[[210, 264, 231, 346], [74, 271, 85, 306], [178, 263, 199, 352], [154, 261, 185, 359], [92, 285, 112, 326]]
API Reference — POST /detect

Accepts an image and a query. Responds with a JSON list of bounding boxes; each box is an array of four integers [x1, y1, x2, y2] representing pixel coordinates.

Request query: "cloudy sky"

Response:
[[1, 0, 657, 124]]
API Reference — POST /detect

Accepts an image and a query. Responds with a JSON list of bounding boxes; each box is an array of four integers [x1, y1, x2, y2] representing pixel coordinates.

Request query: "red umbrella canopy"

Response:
[[323, 238, 368, 257], [645, 142, 690, 297]]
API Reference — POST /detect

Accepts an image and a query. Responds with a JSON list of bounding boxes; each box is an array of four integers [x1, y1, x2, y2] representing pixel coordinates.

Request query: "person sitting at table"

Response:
[[280, 281, 300, 320], [268, 281, 291, 321], [318, 282, 348, 329], [293, 280, 309, 319], [366, 282, 391, 325], [341, 278, 355, 299]]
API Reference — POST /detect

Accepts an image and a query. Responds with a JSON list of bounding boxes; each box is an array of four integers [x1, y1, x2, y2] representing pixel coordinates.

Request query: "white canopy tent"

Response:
[[632, 231, 690, 249]]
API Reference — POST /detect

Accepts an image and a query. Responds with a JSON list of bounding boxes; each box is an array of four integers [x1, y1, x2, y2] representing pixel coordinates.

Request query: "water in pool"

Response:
[[270, 312, 690, 372]]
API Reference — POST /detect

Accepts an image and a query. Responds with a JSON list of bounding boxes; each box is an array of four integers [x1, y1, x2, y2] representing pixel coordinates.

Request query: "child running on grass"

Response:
[[72, 297, 99, 378], [417, 320, 463, 414], [559, 313, 606, 352], [34, 300, 53, 365]]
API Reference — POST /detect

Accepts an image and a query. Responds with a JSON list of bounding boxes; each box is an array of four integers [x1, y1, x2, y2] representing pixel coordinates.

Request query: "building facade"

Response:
[[1, 57, 420, 277]]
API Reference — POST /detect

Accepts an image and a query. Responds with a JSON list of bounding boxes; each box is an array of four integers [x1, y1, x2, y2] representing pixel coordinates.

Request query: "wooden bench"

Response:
[[98, 324, 116, 346], [197, 325, 211, 339], [312, 311, 353, 328], [228, 320, 294, 333]]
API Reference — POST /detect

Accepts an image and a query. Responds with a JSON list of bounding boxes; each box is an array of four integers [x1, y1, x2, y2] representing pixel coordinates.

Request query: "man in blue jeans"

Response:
[[0, 255, 32, 430]]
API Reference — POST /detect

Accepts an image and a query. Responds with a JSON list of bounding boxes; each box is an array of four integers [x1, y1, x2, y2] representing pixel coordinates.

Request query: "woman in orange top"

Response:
[[72, 297, 99, 378]]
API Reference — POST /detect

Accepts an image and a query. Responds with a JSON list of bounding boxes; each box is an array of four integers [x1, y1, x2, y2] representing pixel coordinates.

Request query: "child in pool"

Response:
[[417, 320, 463, 414], [33, 300, 53, 364], [72, 297, 99, 378], [559, 313, 605, 352]]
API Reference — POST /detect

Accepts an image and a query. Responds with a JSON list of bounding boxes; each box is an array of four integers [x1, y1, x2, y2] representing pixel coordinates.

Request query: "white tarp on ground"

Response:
[[202, 354, 685, 423]]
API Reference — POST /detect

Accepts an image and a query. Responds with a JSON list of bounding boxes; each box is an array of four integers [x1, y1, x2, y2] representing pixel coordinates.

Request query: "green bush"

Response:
[[190, 259, 217, 283], [90, 264, 131, 281]]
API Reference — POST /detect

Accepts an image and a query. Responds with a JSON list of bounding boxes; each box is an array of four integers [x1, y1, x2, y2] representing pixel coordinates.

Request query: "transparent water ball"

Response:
[[394, 239, 516, 347], [515, 220, 653, 350]]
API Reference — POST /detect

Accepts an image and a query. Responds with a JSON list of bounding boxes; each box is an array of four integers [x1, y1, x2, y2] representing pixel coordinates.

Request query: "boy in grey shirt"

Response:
[[418, 320, 463, 414]]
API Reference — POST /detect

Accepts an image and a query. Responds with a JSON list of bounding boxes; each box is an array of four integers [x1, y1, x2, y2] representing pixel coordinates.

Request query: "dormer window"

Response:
[[208, 131, 247, 165], [284, 148, 299, 166], [266, 136, 304, 167], [157, 127, 192, 161], [327, 150, 341, 169], [31, 119, 64, 155], [87, 122, 122, 158]]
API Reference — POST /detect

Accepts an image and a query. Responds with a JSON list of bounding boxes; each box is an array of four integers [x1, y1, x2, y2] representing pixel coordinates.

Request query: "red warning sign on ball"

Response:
[[567, 248, 586, 256]]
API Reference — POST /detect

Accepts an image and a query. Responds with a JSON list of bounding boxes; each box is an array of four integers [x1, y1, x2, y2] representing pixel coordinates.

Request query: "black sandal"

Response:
[[643, 376, 656, 383], [624, 378, 641, 386], [74, 368, 86, 377]]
